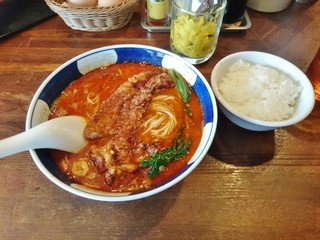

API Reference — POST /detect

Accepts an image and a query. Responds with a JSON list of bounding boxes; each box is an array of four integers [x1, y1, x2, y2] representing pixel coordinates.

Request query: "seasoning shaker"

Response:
[[223, 0, 248, 27], [146, 0, 170, 26]]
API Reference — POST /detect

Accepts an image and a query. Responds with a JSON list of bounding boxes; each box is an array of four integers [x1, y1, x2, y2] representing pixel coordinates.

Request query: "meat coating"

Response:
[[84, 70, 174, 140], [84, 70, 174, 185]]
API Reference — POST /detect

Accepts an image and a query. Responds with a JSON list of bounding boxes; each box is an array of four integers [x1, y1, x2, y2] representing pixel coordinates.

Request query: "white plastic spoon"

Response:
[[0, 116, 87, 158]]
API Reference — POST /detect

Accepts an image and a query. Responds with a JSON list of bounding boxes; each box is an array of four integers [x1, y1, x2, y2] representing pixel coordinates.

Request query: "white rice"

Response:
[[218, 60, 302, 121]]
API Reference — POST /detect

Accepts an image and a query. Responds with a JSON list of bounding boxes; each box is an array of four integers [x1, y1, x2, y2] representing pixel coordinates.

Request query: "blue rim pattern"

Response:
[[37, 47, 214, 124], [28, 45, 217, 200]]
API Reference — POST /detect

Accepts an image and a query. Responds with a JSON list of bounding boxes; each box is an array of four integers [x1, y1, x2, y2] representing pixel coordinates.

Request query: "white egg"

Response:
[[67, 0, 98, 7], [97, 0, 125, 7]]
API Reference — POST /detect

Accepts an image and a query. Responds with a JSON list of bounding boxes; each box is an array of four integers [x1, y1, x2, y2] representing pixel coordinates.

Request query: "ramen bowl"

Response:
[[26, 44, 218, 201], [210, 51, 315, 131]]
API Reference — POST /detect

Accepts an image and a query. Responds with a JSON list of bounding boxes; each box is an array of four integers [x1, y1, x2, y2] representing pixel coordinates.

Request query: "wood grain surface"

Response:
[[0, 1, 319, 239]]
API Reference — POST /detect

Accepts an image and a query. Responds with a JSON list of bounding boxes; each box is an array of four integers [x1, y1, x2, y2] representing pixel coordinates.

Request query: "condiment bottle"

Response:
[[146, 0, 170, 26], [305, 48, 320, 101], [223, 0, 247, 27]]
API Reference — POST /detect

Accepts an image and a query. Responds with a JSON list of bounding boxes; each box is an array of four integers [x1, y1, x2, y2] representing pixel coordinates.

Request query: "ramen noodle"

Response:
[[49, 62, 203, 193]]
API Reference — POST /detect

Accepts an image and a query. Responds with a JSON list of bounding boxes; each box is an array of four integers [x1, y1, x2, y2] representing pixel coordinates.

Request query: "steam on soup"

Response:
[[49, 63, 203, 193]]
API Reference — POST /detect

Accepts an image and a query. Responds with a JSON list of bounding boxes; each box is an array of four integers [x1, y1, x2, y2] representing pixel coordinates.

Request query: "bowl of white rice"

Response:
[[211, 51, 315, 131]]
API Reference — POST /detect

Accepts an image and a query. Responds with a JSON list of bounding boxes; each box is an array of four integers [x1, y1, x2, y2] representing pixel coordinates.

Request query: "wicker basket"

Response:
[[44, 0, 138, 31]]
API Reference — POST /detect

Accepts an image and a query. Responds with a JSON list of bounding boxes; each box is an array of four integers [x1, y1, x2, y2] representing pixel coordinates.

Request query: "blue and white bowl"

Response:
[[26, 44, 218, 201]]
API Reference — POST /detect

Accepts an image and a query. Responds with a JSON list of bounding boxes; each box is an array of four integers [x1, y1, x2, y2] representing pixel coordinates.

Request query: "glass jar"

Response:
[[170, 0, 227, 65]]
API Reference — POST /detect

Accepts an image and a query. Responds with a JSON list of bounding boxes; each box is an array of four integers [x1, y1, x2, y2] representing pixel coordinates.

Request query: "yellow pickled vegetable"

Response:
[[171, 13, 217, 58], [72, 158, 89, 177]]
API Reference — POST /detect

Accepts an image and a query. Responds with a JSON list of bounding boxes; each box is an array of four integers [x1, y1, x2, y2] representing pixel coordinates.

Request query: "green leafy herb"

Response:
[[168, 69, 192, 117], [168, 69, 191, 103], [139, 130, 192, 178]]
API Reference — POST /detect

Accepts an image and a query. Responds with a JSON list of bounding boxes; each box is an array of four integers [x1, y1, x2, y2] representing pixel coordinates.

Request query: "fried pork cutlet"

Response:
[[84, 70, 174, 140]]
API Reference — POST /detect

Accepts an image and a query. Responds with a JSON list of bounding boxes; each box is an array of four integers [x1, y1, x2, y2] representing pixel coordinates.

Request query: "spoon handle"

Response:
[[0, 116, 87, 158], [0, 126, 49, 158]]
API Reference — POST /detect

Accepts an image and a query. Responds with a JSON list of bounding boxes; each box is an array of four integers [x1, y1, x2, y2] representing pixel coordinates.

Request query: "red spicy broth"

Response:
[[49, 62, 203, 193]]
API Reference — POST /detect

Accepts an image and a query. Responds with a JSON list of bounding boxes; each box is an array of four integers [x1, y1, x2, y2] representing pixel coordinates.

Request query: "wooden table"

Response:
[[0, 1, 320, 239]]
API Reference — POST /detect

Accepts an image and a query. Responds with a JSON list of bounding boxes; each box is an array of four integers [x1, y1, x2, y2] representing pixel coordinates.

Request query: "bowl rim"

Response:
[[211, 51, 315, 128], [26, 44, 218, 201]]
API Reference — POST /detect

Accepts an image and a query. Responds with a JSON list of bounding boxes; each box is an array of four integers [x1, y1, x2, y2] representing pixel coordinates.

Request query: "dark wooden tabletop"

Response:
[[0, 1, 320, 239]]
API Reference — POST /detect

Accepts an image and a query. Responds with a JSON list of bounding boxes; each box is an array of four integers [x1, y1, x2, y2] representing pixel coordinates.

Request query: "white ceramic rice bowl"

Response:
[[26, 44, 218, 201], [210, 51, 315, 131]]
